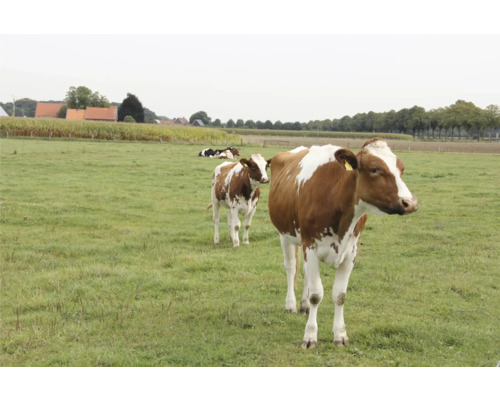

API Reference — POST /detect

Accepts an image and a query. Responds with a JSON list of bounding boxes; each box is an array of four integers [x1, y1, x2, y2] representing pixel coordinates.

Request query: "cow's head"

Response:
[[335, 138, 418, 215], [230, 147, 240, 157], [240, 153, 269, 184]]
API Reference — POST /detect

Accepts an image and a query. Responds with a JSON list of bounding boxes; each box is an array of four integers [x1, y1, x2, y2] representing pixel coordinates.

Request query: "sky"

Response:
[[1, 3, 499, 123]]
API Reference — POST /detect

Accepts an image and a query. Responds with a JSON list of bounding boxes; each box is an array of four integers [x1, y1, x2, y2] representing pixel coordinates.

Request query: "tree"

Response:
[[245, 120, 255, 129], [236, 119, 245, 128], [274, 120, 283, 130], [65, 86, 109, 109], [484, 105, 500, 139], [189, 111, 211, 125], [226, 119, 235, 128], [56, 105, 67, 119], [213, 119, 222, 127], [124, 115, 136, 123], [118, 93, 145, 123], [264, 120, 273, 130]]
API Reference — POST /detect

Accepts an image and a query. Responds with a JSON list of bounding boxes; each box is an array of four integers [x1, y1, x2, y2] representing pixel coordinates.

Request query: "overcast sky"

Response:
[[1, 7, 499, 122]]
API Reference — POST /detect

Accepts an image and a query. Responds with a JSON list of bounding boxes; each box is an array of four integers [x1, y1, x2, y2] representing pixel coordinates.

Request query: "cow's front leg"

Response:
[[280, 235, 298, 312], [242, 205, 257, 245], [228, 207, 241, 248], [332, 252, 355, 346], [302, 248, 323, 349]]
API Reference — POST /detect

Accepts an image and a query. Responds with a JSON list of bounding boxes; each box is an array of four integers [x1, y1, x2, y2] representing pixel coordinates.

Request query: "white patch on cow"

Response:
[[364, 140, 413, 199], [356, 200, 388, 216], [296, 145, 342, 189], [289, 146, 308, 154], [315, 211, 363, 268]]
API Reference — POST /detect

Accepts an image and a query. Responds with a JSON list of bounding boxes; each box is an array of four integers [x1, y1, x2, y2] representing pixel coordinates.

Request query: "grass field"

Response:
[[0, 138, 499, 366]]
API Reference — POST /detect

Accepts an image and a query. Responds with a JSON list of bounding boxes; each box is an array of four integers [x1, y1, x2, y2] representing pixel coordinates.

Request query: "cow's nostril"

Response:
[[402, 200, 409, 208]]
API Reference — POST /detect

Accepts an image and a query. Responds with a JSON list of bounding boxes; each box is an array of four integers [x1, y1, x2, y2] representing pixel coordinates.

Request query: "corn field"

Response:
[[0, 118, 240, 144]]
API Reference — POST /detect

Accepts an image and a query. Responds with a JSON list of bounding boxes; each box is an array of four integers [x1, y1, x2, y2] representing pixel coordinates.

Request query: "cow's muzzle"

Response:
[[261, 177, 269, 184], [399, 197, 418, 214]]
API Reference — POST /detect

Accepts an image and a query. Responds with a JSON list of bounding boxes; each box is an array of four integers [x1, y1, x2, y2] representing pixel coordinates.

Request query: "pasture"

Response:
[[0, 138, 498, 366]]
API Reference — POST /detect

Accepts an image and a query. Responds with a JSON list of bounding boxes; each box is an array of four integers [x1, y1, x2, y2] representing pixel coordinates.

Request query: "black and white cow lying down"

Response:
[[198, 147, 240, 158]]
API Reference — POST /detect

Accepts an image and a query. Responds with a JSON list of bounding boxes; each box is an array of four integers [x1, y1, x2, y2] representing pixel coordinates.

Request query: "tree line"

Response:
[[210, 100, 499, 141], [3, 90, 499, 141]]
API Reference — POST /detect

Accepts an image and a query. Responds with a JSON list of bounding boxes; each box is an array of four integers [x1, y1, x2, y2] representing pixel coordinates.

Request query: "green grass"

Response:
[[1, 138, 499, 366]]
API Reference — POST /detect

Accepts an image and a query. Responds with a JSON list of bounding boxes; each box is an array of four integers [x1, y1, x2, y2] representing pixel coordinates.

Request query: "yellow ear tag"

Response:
[[345, 161, 353, 171], [244, 163, 249, 167]]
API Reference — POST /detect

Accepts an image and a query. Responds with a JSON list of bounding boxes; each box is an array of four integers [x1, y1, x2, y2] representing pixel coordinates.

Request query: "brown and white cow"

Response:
[[211, 154, 269, 248], [218, 149, 234, 159], [268, 138, 418, 348]]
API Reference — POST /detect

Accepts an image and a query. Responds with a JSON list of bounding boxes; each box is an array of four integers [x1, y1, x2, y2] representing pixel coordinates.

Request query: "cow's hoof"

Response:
[[334, 338, 349, 347], [301, 340, 317, 349], [300, 306, 310, 314], [285, 308, 297, 314], [243, 241, 249, 245]]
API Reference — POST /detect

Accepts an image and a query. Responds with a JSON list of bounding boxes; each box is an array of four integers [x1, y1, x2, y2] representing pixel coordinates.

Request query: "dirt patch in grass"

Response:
[[242, 135, 500, 154]]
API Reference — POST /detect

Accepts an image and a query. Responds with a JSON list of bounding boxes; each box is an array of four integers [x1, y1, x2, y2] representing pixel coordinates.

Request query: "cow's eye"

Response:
[[370, 167, 380, 174]]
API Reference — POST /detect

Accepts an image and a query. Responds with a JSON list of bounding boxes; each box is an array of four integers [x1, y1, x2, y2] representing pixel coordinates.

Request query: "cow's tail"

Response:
[[206, 203, 213, 212], [294, 246, 300, 287]]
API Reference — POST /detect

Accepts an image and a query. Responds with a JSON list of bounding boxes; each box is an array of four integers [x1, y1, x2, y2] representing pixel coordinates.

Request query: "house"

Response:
[[84, 106, 117, 122], [158, 119, 175, 125], [66, 106, 117, 122], [173, 117, 189, 125], [66, 109, 86, 120], [35, 102, 65, 118], [0, 105, 8, 117], [192, 119, 205, 127]]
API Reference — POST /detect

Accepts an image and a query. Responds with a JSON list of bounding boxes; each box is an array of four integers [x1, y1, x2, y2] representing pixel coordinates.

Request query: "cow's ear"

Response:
[[240, 158, 249, 168], [266, 158, 272, 167], [335, 149, 358, 170]]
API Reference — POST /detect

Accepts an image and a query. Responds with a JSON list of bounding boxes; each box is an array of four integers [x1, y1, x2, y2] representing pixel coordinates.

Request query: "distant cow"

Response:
[[199, 146, 240, 158], [199, 148, 217, 157], [268, 138, 418, 348], [215, 146, 240, 158], [218, 149, 234, 159], [211, 154, 269, 248]]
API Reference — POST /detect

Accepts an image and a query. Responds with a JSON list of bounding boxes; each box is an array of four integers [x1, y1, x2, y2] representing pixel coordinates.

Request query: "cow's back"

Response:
[[269, 146, 359, 243], [268, 150, 307, 236], [213, 162, 237, 202]]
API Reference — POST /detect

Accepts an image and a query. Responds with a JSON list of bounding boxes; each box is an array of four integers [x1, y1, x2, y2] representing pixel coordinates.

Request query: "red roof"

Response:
[[173, 117, 189, 125], [66, 109, 86, 120], [35, 102, 65, 117], [84, 106, 117, 121]]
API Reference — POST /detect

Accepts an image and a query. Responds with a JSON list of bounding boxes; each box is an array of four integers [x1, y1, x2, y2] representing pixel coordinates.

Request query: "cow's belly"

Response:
[[219, 196, 258, 214], [280, 231, 359, 268]]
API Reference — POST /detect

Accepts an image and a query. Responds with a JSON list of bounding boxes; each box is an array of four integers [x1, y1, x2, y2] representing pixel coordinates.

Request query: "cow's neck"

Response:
[[240, 170, 260, 200]]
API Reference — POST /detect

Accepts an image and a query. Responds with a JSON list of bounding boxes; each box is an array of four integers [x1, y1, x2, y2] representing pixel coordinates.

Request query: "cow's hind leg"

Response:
[[242, 206, 257, 245], [302, 248, 323, 349], [212, 201, 221, 245], [332, 252, 355, 346], [280, 235, 298, 313]]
